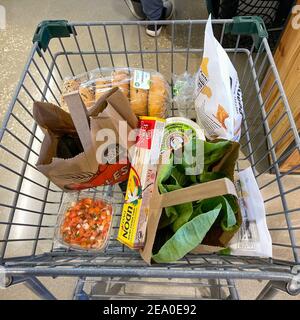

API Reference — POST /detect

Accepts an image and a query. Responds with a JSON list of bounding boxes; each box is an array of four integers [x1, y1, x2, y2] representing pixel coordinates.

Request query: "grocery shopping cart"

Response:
[[0, 17, 300, 300]]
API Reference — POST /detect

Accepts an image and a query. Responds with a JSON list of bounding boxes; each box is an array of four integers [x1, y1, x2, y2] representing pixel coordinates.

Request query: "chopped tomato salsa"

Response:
[[60, 198, 113, 250]]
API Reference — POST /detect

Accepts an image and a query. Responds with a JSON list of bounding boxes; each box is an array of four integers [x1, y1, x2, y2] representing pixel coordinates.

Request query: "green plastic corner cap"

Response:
[[33, 20, 74, 51], [225, 16, 268, 49]]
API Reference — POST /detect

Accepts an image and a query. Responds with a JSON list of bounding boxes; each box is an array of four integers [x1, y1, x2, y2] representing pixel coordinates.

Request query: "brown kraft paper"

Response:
[[140, 176, 238, 265], [34, 87, 138, 190]]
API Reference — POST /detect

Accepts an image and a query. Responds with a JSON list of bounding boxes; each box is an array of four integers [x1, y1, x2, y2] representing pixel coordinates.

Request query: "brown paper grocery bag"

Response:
[[34, 87, 138, 190], [140, 176, 238, 265], [64, 88, 138, 178], [63, 87, 138, 152], [34, 101, 99, 188]]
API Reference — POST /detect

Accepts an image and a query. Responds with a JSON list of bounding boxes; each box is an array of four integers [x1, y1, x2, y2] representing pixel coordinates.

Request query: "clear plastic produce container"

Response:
[[54, 192, 115, 252]]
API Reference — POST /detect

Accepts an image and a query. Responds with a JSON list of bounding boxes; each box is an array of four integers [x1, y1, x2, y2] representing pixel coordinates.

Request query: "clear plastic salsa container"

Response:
[[54, 192, 115, 251]]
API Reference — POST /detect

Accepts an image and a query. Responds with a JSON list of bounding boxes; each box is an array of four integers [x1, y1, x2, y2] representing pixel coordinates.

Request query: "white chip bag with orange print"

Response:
[[195, 15, 243, 142]]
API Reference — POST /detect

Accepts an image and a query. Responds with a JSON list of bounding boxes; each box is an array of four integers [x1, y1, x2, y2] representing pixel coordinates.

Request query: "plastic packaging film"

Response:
[[60, 67, 171, 119]]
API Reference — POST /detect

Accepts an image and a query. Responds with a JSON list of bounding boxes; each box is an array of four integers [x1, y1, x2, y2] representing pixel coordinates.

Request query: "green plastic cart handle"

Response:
[[33, 20, 74, 51], [225, 16, 268, 49]]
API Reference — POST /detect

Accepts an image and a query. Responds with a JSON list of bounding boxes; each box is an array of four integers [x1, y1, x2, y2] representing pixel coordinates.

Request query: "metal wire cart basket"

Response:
[[0, 17, 299, 300]]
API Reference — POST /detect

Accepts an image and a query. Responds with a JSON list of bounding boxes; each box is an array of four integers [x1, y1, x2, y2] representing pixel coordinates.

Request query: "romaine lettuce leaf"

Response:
[[172, 202, 193, 232], [170, 166, 190, 187], [157, 210, 178, 229], [152, 205, 221, 263], [198, 171, 226, 183], [196, 196, 237, 230], [157, 153, 174, 194], [204, 140, 231, 169]]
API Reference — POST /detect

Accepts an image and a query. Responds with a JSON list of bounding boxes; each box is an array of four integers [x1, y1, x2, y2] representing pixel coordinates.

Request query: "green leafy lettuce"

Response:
[[152, 139, 241, 262], [153, 205, 222, 263]]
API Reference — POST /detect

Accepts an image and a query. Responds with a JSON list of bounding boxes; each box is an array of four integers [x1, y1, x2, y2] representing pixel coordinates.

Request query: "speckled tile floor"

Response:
[[0, 0, 299, 300]]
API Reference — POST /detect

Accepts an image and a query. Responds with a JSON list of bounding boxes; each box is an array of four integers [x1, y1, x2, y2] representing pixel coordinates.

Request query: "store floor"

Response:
[[0, 0, 299, 300]]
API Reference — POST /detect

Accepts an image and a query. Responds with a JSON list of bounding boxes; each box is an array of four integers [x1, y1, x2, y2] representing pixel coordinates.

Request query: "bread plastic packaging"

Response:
[[148, 74, 168, 118], [95, 78, 111, 101], [129, 78, 148, 116], [61, 68, 171, 118], [112, 70, 130, 98]]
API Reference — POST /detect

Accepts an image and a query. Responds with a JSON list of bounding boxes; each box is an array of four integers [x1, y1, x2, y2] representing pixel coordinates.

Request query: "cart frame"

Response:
[[0, 17, 300, 300]]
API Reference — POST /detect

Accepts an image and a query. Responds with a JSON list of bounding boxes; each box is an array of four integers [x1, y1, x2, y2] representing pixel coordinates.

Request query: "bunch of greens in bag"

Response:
[[152, 139, 241, 263]]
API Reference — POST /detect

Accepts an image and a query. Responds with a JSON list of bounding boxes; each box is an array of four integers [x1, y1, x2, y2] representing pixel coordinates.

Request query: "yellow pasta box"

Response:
[[117, 116, 166, 249]]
